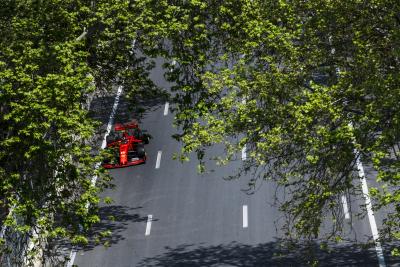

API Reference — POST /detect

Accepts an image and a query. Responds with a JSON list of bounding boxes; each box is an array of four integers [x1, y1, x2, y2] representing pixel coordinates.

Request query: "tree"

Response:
[[150, 0, 400, 253], [0, 0, 159, 265], [1, 0, 399, 264]]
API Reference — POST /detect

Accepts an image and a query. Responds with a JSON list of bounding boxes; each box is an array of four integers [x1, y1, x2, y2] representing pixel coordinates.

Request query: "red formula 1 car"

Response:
[[102, 121, 150, 169]]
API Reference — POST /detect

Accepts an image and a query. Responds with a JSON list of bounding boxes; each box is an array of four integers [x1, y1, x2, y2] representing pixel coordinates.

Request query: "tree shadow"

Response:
[[82, 205, 148, 251], [89, 95, 119, 125], [114, 93, 168, 125], [87, 90, 168, 151], [43, 205, 152, 265], [135, 240, 400, 267], [88, 84, 168, 126]]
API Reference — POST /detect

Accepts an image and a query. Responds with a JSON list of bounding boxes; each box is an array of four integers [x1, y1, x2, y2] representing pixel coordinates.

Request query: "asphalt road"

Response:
[[71, 58, 398, 267]]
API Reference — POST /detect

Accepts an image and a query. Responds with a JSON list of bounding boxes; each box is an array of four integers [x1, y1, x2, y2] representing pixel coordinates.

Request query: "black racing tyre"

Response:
[[143, 135, 149, 144], [136, 144, 145, 158], [106, 135, 114, 145]]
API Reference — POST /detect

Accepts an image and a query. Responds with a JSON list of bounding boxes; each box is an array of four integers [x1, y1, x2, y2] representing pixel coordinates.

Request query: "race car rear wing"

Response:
[[114, 120, 139, 131]]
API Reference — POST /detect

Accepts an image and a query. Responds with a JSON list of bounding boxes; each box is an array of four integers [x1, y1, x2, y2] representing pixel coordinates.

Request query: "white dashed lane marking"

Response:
[[155, 151, 162, 169], [243, 205, 248, 228], [145, 215, 153, 236], [241, 145, 247, 161], [163, 102, 169, 116], [241, 97, 247, 161]]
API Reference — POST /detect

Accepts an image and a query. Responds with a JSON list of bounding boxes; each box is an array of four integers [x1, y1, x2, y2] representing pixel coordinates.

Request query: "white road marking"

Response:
[[243, 205, 248, 228], [347, 122, 385, 266], [67, 250, 77, 267], [67, 85, 123, 267], [145, 215, 153, 236], [241, 145, 247, 160], [330, 41, 385, 265], [101, 86, 123, 150], [341, 195, 350, 219], [155, 151, 162, 169], [240, 96, 247, 161], [163, 102, 169, 116], [170, 60, 176, 72], [76, 28, 87, 41], [356, 154, 386, 267]]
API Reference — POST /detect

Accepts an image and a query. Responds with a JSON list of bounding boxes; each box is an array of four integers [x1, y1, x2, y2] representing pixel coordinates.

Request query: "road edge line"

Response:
[[356, 154, 386, 267], [66, 85, 123, 267]]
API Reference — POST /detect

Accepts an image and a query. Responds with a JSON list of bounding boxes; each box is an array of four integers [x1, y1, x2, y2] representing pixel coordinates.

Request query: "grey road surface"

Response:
[[72, 58, 397, 267]]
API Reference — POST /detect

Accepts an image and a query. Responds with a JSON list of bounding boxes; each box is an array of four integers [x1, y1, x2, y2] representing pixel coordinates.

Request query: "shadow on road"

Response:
[[87, 88, 168, 150], [133, 240, 396, 267], [89, 93, 167, 126], [114, 93, 167, 125], [83, 205, 148, 251]]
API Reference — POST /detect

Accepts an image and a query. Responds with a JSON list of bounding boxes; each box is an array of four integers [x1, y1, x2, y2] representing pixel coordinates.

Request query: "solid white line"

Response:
[[243, 205, 248, 228], [241, 145, 247, 160], [163, 102, 169, 116], [356, 154, 386, 267], [67, 86, 123, 267], [341, 195, 350, 219], [101, 85, 123, 151], [332, 49, 384, 265], [66, 249, 76, 267], [92, 85, 123, 186], [145, 215, 153, 236], [155, 151, 162, 169]]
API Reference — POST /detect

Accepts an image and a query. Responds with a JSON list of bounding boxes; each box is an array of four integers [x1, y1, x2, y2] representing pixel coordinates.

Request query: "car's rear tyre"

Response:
[[137, 144, 145, 158], [106, 135, 114, 145]]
